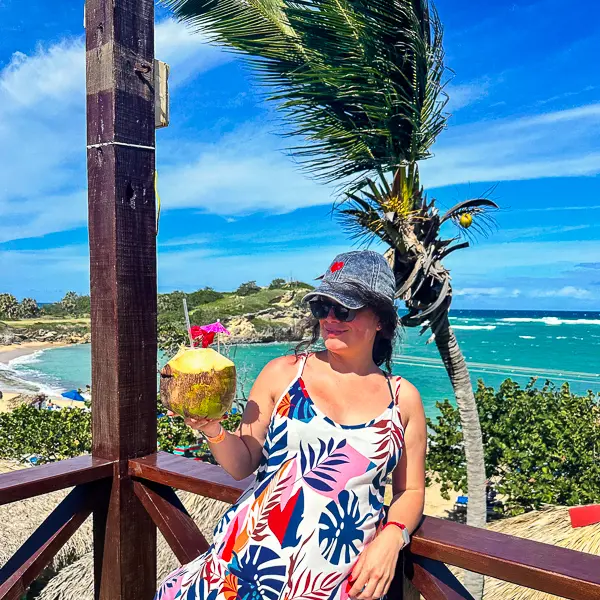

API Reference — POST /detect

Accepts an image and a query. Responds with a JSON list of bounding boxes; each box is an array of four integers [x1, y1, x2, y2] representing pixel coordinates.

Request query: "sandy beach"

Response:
[[0, 341, 68, 365], [0, 341, 79, 412]]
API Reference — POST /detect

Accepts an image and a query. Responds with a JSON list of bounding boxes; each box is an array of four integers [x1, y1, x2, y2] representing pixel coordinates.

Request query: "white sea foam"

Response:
[[452, 325, 496, 331], [8, 350, 44, 367], [519, 336, 536, 340], [0, 362, 64, 396], [3, 350, 66, 396], [500, 317, 600, 326]]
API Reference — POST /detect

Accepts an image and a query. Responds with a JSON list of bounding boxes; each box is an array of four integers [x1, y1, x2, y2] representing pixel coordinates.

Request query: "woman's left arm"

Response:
[[348, 380, 427, 600]]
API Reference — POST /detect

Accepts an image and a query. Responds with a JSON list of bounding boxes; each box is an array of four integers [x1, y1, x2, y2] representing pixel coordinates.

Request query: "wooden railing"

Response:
[[2, 452, 600, 600]]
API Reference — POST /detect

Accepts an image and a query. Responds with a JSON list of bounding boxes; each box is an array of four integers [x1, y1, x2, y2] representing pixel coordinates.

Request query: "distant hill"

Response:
[[1, 280, 316, 351], [157, 283, 315, 353]]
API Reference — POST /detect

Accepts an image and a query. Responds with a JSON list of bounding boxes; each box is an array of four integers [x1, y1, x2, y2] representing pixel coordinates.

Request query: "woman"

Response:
[[156, 250, 427, 600]]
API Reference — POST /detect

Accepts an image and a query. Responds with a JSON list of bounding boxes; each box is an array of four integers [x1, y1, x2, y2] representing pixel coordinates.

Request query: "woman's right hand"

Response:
[[183, 416, 225, 438]]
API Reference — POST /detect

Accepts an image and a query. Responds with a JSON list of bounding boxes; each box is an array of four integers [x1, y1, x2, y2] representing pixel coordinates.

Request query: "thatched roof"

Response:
[[0, 460, 92, 576], [37, 490, 229, 600], [482, 506, 600, 600]]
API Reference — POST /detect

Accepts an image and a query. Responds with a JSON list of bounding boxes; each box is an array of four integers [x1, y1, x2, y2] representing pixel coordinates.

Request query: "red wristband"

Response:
[[382, 521, 410, 546], [383, 521, 406, 532]]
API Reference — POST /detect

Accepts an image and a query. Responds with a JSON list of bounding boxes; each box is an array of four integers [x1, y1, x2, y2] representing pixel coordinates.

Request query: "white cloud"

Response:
[[0, 39, 84, 110], [421, 103, 600, 188], [454, 287, 521, 298], [0, 246, 90, 299], [454, 285, 595, 301], [445, 80, 490, 112], [160, 101, 600, 216], [446, 239, 600, 275], [157, 244, 346, 292], [0, 19, 229, 243], [155, 19, 230, 86], [2, 18, 600, 245], [530, 286, 593, 299], [0, 235, 349, 300], [516, 205, 600, 213], [158, 125, 335, 215]]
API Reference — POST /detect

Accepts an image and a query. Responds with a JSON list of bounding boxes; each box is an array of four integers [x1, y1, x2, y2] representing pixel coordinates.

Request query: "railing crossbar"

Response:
[[129, 452, 253, 504], [0, 456, 113, 506], [133, 478, 210, 564], [0, 483, 96, 600], [412, 515, 600, 600]]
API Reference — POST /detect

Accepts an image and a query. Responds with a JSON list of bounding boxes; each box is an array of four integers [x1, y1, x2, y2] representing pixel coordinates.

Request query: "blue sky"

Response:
[[0, 0, 599, 310]]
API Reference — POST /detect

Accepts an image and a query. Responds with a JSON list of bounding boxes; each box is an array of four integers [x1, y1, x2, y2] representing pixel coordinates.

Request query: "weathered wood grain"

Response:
[[0, 456, 113, 506], [86, 0, 157, 598], [406, 552, 474, 599], [130, 452, 252, 504], [133, 479, 209, 564], [410, 516, 600, 600]]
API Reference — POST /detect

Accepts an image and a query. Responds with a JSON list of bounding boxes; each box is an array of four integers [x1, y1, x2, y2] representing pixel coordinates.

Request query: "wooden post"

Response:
[[85, 0, 157, 598]]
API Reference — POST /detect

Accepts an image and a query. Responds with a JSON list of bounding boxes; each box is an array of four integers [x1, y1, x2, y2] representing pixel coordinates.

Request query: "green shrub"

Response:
[[0, 405, 92, 464], [157, 291, 187, 314], [187, 287, 224, 306], [284, 281, 314, 290], [269, 278, 286, 290], [0, 293, 20, 319], [427, 378, 600, 515], [236, 281, 261, 296], [0, 398, 244, 465], [19, 298, 40, 318]]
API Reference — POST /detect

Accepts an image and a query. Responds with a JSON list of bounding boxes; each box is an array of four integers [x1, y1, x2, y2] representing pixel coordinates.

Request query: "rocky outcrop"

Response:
[[0, 326, 91, 346], [224, 291, 314, 344]]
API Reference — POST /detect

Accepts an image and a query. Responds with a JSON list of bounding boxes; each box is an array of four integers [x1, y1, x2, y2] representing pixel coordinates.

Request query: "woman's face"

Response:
[[319, 301, 380, 355]]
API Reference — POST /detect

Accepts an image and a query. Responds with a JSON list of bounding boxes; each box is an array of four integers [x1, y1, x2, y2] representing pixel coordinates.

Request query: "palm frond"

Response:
[[163, 0, 298, 58], [165, 0, 450, 189]]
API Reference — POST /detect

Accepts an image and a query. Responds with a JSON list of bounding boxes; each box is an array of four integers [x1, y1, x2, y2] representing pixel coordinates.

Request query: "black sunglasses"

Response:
[[309, 298, 358, 322]]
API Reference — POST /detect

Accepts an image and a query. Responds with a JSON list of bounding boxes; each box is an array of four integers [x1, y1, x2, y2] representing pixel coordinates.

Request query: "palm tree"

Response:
[[164, 0, 498, 595]]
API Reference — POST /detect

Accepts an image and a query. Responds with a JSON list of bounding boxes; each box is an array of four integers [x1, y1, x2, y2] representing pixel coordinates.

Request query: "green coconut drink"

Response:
[[159, 347, 236, 419]]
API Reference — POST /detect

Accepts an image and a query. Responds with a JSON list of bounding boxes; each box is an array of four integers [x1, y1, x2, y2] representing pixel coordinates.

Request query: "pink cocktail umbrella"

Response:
[[199, 319, 230, 352]]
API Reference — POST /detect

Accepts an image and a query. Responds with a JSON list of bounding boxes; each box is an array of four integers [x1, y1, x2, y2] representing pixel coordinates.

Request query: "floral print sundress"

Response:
[[156, 353, 404, 600]]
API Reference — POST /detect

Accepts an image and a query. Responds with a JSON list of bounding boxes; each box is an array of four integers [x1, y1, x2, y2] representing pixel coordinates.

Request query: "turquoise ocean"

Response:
[[2, 310, 599, 417]]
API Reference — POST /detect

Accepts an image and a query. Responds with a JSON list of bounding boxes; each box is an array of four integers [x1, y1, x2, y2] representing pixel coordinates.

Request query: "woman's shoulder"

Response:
[[394, 376, 424, 419], [266, 352, 307, 370], [256, 353, 307, 386]]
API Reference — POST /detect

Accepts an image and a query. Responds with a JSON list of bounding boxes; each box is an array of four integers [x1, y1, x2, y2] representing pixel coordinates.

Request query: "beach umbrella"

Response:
[[61, 390, 85, 401]]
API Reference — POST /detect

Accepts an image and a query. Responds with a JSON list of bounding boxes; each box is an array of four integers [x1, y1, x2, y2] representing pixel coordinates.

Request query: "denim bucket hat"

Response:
[[302, 250, 396, 309]]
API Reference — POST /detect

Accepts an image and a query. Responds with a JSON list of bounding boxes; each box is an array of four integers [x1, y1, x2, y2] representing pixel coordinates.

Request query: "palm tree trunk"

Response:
[[432, 310, 486, 599]]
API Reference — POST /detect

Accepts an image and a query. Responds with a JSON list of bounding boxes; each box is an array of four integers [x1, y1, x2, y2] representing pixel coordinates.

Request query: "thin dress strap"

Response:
[[273, 353, 311, 412], [393, 376, 402, 406], [296, 352, 311, 379], [384, 373, 395, 402]]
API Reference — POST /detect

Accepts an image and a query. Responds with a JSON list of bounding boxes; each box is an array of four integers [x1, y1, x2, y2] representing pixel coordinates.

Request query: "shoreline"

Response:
[[0, 341, 70, 365], [0, 343, 76, 410]]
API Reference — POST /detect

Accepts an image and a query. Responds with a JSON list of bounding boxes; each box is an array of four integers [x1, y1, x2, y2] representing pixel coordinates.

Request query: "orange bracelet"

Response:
[[205, 424, 226, 444]]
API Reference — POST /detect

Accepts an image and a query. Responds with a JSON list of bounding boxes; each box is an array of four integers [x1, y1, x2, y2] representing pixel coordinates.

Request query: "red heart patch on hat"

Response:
[[331, 261, 344, 272]]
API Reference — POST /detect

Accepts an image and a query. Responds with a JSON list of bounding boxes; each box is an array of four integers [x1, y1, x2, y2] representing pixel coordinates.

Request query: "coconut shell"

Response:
[[160, 347, 236, 419]]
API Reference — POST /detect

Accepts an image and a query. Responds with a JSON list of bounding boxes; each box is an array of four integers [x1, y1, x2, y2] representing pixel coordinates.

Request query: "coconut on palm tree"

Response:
[[164, 0, 497, 595]]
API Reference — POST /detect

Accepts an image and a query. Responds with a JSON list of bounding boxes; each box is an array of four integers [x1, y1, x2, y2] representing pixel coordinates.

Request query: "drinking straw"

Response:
[[183, 298, 194, 349]]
